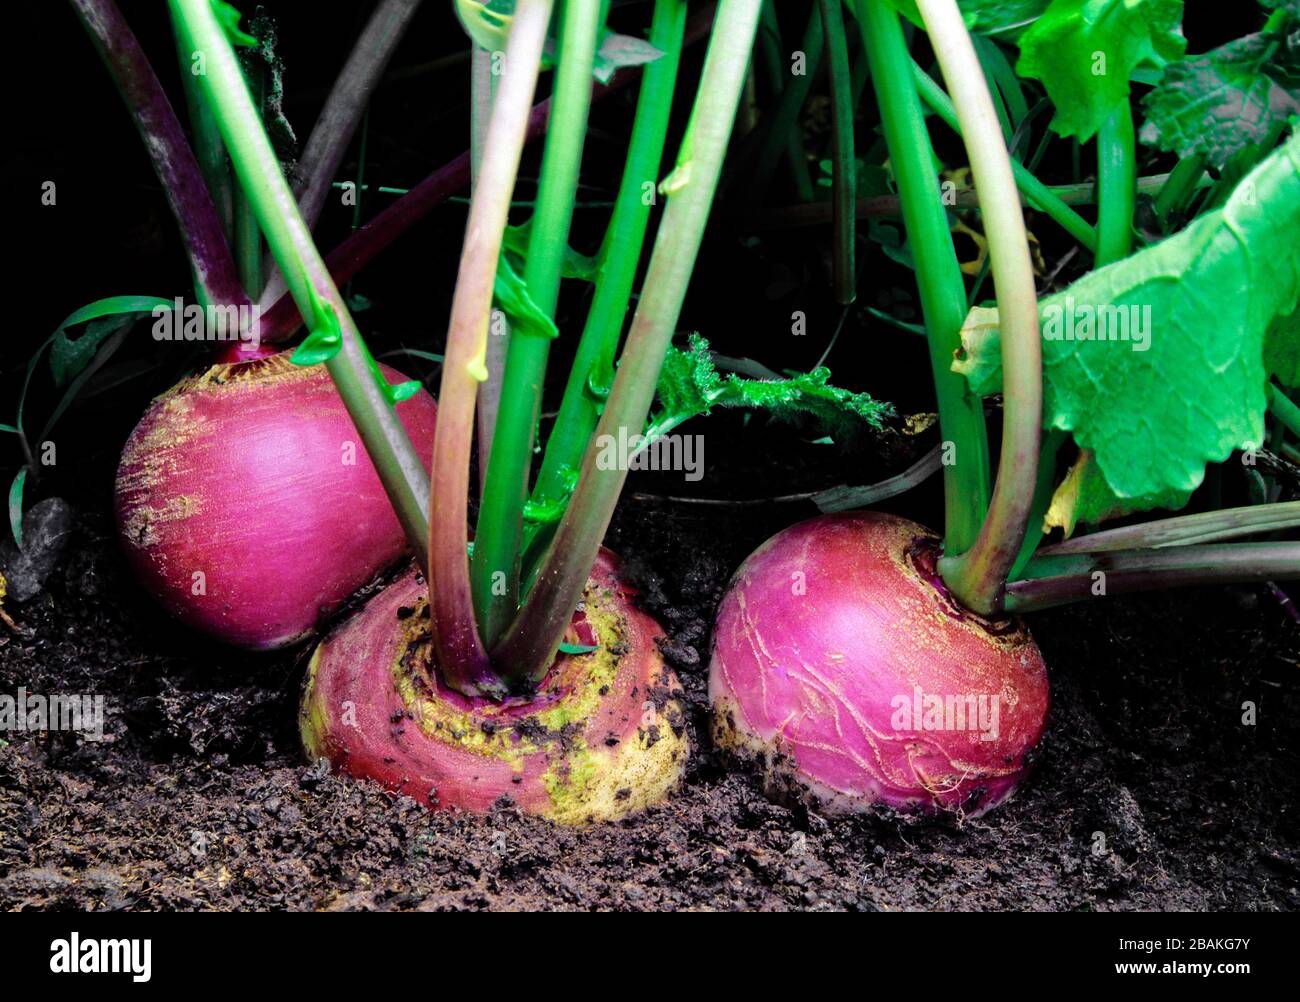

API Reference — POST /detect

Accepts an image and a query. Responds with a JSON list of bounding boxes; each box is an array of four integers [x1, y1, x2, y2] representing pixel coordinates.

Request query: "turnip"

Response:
[[291, 0, 763, 818], [115, 353, 437, 649], [301, 551, 687, 822], [73, 0, 435, 649], [708, 0, 1300, 817], [84, 0, 737, 820], [710, 512, 1049, 815]]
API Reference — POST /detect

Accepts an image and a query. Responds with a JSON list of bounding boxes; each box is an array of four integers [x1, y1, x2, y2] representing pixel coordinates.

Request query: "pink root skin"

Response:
[[709, 512, 1050, 817], [114, 352, 437, 650], [300, 550, 690, 824]]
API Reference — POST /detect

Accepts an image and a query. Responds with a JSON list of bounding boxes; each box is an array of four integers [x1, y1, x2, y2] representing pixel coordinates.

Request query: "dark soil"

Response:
[[2, 412, 1298, 911]]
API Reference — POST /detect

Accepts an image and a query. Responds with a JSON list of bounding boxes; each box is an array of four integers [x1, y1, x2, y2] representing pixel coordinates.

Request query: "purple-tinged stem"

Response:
[[1004, 542, 1300, 613], [260, 0, 424, 307], [1038, 502, 1300, 556], [68, 0, 247, 311], [471, 42, 505, 498], [427, 0, 553, 699]]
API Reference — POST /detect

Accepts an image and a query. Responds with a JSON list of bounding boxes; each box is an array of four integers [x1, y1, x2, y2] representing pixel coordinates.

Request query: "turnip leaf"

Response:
[[493, 252, 559, 341], [653, 334, 893, 445], [1044, 450, 1191, 535], [213, 1, 258, 47], [1261, 0, 1300, 18], [1140, 30, 1300, 168], [8, 467, 27, 550], [592, 31, 663, 85], [503, 220, 600, 282], [454, 0, 516, 52], [1266, 308, 1300, 387], [955, 133, 1300, 523], [48, 295, 173, 389], [1015, 0, 1186, 140]]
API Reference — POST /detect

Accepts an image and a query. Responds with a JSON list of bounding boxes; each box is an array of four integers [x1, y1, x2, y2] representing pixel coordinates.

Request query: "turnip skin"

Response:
[[300, 549, 689, 823], [709, 512, 1049, 817], [114, 352, 438, 650]]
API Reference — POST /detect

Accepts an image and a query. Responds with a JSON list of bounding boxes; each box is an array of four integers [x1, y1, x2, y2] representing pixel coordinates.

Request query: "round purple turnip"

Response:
[[709, 512, 1050, 816], [115, 351, 437, 650], [300, 549, 689, 823]]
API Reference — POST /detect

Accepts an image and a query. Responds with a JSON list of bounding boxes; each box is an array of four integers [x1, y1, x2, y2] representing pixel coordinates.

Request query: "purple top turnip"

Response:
[[710, 513, 1050, 815], [115, 353, 437, 649]]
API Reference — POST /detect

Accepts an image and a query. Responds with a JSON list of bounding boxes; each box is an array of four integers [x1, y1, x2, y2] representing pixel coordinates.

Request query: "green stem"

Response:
[[491, 0, 765, 686], [169, 0, 430, 555], [755, 1, 816, 201], [170, 6, 232, 248], [1005, 542, 1300, 613], [426, 0, 553, 698], [523, 0, 688, 575], [1038, 501, 1300, 555], [233, 181, 263, 299], [818, 0, 856, 305], [912, 60, 1099, 253], [747, 3, 822, 202], [915, 0, 1042, 615], [471, 0, 603, 648], [1095, 102, 1135, 266], [233, 59, 264, 297], [1153, 152, 1206, 229], [1269, 383, 1300, 439], [857, 0, 990, 553]]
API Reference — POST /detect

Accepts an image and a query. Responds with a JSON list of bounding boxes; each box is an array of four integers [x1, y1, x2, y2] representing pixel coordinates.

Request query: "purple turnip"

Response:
[[709, 512, 1050, 816], [115, 352, 437, 649], [300, 549, 689, 822]]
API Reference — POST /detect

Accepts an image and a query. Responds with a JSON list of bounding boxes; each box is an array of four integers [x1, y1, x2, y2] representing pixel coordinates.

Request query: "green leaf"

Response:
[[955, 134, 1300, 516], [290, 298, 343, 366], [558, 642, 599, 655], [1260, 0, 1300, 18], [48, 295, 173, 389], [290, 329, 342, 366], [503, 220, 601, 282], [1266, 307, 1300, 387], [493, 253, 559, 341], [652, 335, 893, 445], [454, 0, 515, 52], [1140, 32, 1300, 168], [0, 425, 18, 435], [1015, 0, 1187, 140], [8, 467, 28, 550], [958, 0, 1054, 36], [386, 380, 423, 404], [212, 1, 258, 47], [593, 30, 663, 84], [1044, 450, 1192, 533]]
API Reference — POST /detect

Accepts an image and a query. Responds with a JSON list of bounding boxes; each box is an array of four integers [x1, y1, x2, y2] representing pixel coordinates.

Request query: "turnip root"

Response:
[[115, 352, 437, 649], [709, 512, 1049, 816], [301, 549, 689, 823]]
